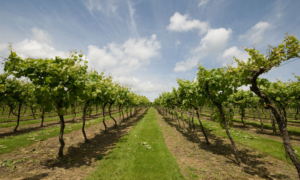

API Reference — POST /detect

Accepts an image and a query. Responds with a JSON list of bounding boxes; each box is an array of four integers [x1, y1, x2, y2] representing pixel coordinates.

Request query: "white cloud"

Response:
[[114, 76, 167, 93], [87, 45, 118, 68], [221, 46, 250, 66], [198, 0, 209, 7], [175, 40, 181, 46], [239, 21, 271, 44], [0, 28, 57, 59], [31, 27, 52, 44], [87, 34, 160, 75], [174, 28, 232, 72], [0, 28, 65, 60], [196, 28, 232, 53], [12, 39, 67, 59], [174, 56, 203, 72], [166, 12, 209, 35]]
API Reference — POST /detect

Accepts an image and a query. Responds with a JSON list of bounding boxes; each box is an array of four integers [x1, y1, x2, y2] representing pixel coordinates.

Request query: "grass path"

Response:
[[87, 107, 184, 180]]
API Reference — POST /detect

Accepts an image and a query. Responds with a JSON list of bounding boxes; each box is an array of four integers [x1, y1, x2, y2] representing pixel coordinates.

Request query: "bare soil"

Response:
[[156, 109, 298, 180], [0, 108, 147, 180]]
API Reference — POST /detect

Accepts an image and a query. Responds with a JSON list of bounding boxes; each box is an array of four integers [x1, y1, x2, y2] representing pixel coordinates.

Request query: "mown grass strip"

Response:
[[87, 107, 183, 180], [0, 109, 83, 121], [0, 107, 115, 121], [0, 109, 120, 128], [197, 109, 299, 121], [173, 111, 300, 163], [198, 112, 300, 135], [0, 110, 129, 155], [232, 118, 300, 135]]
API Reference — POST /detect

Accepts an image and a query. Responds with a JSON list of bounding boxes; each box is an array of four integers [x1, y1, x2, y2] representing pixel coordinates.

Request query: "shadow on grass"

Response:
[[40, 108, 148, 172], [157, 110, 292, 180], [0, 110, 120, 139]]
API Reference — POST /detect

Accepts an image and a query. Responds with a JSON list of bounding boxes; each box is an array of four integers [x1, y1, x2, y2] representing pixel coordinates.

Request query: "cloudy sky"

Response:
[[1, 0, 300, 101]]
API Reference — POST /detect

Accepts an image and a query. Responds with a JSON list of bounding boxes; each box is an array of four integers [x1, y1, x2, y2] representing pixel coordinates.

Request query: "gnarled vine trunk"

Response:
[[82, 103, 89, 142], [119, 105, 122, 124], [217, 104, 241, 165], [196, 107, 210, 145], [109, 103, 117, 128], [249, 67, 300, 178], [205, 83, 241, 165], [102, 103, 108, 132], [40, 108, 45, 127], [13, 103, 22, 132], [57, 100, 65, 158], [30, 106, 36, 119]]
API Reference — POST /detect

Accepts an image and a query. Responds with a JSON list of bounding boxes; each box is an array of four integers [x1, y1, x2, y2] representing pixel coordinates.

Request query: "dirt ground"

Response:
[[155, 109, 298, 180], [0, 108, 147, 180]]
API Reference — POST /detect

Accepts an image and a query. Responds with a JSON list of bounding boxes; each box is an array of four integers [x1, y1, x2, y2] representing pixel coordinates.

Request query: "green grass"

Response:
[[0, 109, 120, 128], [194, 111, 300, 135], [0, 112, 81, 122], [0, 110, 128, 155], [0, 107, 116, 121], [0, 108, 83, 121], [174, 110, 300, 163], [232, 118, 300, 135], [199, 109, 300, 121], [87, 107, 184, 180]]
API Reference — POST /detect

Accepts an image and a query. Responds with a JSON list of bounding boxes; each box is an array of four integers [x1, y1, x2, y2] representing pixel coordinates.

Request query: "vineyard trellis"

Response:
[[153, 34, 300, 177], [0, 48, 150, 158]]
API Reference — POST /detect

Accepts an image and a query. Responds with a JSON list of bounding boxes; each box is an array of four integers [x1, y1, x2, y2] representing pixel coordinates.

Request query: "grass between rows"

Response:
[[87, 107, 183, 180], [0, 110, 128, 155], [231, 118, 300, 135], [0, 107, 86, 120], [200, 109, 300, 122], [0, 107, 119, 121], [0, 109, 122, 128], [199, 112, 300, 135], [170, 110, 300, 163], [0, 111, 82, 122]]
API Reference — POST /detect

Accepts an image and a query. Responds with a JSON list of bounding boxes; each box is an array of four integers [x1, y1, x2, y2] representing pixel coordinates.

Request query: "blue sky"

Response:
[[1, 0, 300, 101]]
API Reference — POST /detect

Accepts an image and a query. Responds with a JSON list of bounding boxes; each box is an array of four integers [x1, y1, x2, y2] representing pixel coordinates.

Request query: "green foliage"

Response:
[[4, 50, 88, 113], [234, 34, 300, 85], [212, 107, 233, 129]]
